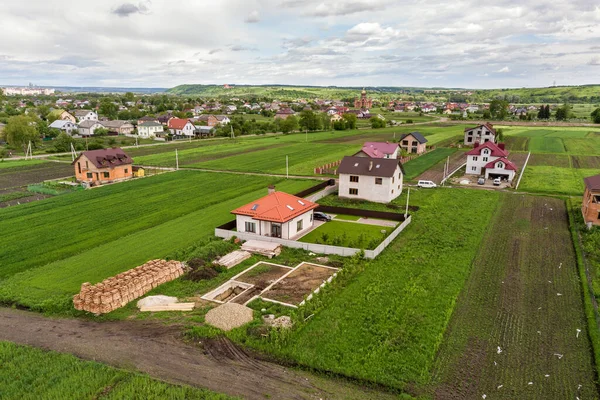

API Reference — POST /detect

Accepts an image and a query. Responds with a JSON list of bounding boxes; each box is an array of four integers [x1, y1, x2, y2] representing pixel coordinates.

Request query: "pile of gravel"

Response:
[[205, 303, 254, 331]]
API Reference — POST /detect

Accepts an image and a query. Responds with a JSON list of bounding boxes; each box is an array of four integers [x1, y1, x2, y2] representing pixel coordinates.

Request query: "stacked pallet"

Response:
[[241, 240, 282, 258], [73, 259, 185, 315], [214, 250, 252, 269]]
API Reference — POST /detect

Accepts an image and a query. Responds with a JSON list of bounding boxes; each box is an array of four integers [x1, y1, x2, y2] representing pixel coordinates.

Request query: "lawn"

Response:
[[0, 172, 317, 313], [333, 214, 361, 221], [499, 126, 592, 138], [563, 137, 600, 155], [518, 165, 598, 195], [0, 341, 235, 400], [0, 159, 48, 169], [528, 136, 565, 153], [189, 142, 355, 175], [431, 195, 597, 399], [237, 188, 501, 391], [402, 148, 457, 180], [298, 220, 392, 249]]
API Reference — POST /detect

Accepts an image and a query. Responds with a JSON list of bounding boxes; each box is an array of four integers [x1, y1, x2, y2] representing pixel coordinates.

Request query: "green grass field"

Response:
[[0, 159, 48, 169], [0, 172, 317, 312], [563, 137, 600, 155], [518, 165, 598, 195], [298, 220, 392, 249], [527, 137, 566, 153], [403, 148, 457, 180], [0, 341, 235, 400]]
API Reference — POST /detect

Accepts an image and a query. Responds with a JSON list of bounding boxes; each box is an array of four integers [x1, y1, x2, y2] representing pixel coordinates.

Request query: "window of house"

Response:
[[398, 172, 402, 179], [310, 213, 313, 222], [245, 221, 256, 233], [597, 211, 600, 220], [483, 149, 489, 155], [594, 195, 600, 203], [467, 137, 473, 142], [402, 140, 409, 145], [77, 162, 81, 174], [86, 172, 93, 179], [297, 220, 303, 232], [473, 156, 478, 161], [103, 172, 110, 178], [349, 188, 358, 195], [497, 163, 503, 168], [125, 168, 128, 174], [471, 166, 477, 171], [85, 161, 89, 169], [412, 141, 417, 146], [483, 157, 488, 162], [392, 176, 395, 183], [350, 175, 359, 183], [375, 177, 383, 185]]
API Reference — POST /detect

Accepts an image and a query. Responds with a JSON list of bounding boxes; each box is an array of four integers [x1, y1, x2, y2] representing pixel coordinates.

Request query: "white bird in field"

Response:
[[497, 346, 502, 354]]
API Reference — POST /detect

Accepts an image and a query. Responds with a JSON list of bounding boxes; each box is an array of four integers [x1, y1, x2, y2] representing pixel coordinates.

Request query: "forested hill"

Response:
[[167, 83, 600, 103]]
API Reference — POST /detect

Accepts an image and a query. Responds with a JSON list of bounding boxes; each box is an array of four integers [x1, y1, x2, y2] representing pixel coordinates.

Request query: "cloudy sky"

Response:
[[1, 0, 600, 89]]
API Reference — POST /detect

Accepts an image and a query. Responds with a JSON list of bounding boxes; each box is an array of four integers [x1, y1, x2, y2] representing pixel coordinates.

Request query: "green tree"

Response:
[[280, 116, 299, 133], [370, 116, 386, 128], [94, 128, 109, 136], [299, 110, 321, 131], [3, 115, 39, 154], [53, 132, 76, 152], [489, 99, 509, 119], [342, 113, 357, 129], [592, 108, 600, 124], [496, 128, 505, 142], [99, 100, 118, 119], [555, 103, 571, 121]]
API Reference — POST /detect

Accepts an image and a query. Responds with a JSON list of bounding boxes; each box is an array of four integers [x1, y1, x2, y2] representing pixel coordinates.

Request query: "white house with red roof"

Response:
[[464, 123, 497, 146], [354, 142, 399, 159], [465, 142, 517, 181], [231, 187, 318, 239], [168, 118, 195, 137]]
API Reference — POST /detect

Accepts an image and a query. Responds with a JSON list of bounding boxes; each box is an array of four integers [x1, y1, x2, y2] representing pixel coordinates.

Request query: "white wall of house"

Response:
[[339, 167, 403, 203], [484, 162, 516, 181], [138, 125, 164, 138], [170, 122, 195, 137], [235, 211, 314, 239], [466, 148, 497, 175], [76, 111, 98, 122], [464, 126, 496, 145]]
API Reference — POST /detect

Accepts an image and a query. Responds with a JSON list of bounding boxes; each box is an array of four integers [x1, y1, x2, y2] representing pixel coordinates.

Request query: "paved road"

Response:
[[0, 307, 390, 400]]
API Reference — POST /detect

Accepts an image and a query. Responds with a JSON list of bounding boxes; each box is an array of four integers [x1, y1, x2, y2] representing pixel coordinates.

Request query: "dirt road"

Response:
[[0, 308, 392, 400]]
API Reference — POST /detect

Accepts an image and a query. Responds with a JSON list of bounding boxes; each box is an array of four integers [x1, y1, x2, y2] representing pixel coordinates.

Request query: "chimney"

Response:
[[268, 185, 275, 194], [474, 141, 480, 148], [498, 143, 505, 150], [369, 161, 373, 171]]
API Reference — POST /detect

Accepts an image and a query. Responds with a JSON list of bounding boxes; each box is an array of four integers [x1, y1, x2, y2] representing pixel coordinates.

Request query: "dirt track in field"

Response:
[[432, 195, 598, 399], [0, 308, 393, 400], [415, 150, 466, 184]]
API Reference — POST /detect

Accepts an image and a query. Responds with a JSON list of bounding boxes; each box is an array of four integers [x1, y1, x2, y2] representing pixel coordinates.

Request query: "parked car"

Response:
[[477, 177, 485, 185], [313, 212, 332, 222], [417, 180, 437, 188], [493, 178, 501, 186]]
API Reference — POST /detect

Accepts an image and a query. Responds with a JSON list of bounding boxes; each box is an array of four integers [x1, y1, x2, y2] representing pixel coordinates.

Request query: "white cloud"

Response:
[[245, 10, 260, 23], [497, 66, 510, 73]]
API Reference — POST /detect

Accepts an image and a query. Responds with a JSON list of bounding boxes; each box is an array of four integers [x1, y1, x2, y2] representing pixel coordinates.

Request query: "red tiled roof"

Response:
[[360, 142, 399, 158], [465, 141, 509, 157], [168, 118, 192, 130], [484, 157, 517, 171], [73, 148, 132, 169], [231, 191, 318, 223], [464, 123, 496, 134], [584, 174, 600, 191]]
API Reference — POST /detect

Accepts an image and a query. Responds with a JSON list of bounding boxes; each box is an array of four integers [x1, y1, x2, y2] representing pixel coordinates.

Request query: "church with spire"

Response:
[[354, 88, 373, 109]]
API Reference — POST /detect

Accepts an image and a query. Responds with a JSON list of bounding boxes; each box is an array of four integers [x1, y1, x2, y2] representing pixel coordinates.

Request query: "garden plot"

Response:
[[261, 262, 338, 306], [202, 261, 338, 308]]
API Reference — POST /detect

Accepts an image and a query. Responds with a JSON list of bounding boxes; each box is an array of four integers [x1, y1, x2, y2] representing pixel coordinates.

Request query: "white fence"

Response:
[[215, 215, 411, 259]]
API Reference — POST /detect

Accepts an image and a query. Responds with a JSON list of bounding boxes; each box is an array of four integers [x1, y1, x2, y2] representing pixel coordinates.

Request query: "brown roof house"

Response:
[[582, 174, 600, 227], [399, 132, 428, 154], [73, 148, 134, 184], [338, 156, 404, 203]]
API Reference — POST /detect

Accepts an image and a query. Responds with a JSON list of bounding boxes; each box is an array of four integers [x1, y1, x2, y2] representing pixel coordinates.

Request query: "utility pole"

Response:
[[176, 149, 179, 170], [305, 129, 308, 142], [70, 142, 77, 161], [25, 141, 33, 160], [286, 155, 289, 179], [230, 124, 234, 139], [405, 188, 410, 219]]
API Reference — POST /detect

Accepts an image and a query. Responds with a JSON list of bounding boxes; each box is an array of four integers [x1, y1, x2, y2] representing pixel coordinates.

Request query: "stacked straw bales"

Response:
[[73, 259, 184, 314]]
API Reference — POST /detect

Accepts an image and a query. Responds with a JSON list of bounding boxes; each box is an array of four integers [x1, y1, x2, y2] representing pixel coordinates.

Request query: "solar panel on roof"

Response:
[[251, 204, 259, 211], [298, 200, 305, 206]]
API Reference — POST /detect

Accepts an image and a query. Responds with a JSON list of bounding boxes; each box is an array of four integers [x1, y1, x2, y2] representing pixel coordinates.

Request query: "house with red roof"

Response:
[[465, 142, 517, 181], [582, 174, 600, 227], [72, 148, 133, 183], [231, 187, 318, 239], [168, 118, 195, 137], [464, 123, 497, 146], [354, 142, 399, 159]]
